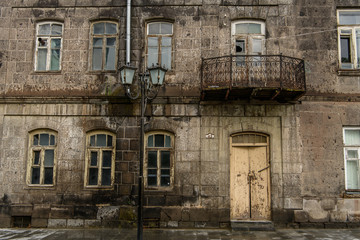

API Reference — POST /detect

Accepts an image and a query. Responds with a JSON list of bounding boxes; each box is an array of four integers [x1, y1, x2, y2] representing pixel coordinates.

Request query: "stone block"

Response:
[[165, 196, 182, 206], [284, 198, 303, 209], [31, 218, 48, 228], [330, 211, 347, 222], [32, 205, 50, 218], [294, 210, 308, 223], [74, 206, 97, 219], [48, 219, 67, 228], [321, 199, 335, 211], [67, 219, 84, 228], [299, 222, 324, 228], [178, 221, 194, 228], [324, 222, 347, 228], [160, 208, 182, 221], [143, 207, 161, 219], [11, 205, 33, 216], [303, 199, 329, 222], [84, 219, 102, 228], [50, 206, 74, 219], [168, 221, 179, 228], [0, 217, 11, 227], [189, 208, 210, 222], [97, 206, 120, 221]]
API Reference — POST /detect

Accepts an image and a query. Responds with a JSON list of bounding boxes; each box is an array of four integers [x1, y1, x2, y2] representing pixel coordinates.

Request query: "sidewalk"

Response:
[[1, 228, 360, 240]]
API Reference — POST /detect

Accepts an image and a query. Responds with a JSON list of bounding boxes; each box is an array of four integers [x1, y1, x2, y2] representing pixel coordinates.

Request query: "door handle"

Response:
[[258, 165, 270, 173]]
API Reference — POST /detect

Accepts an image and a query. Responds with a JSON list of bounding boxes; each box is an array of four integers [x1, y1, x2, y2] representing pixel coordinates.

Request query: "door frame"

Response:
[[230, 132, 271, 220]]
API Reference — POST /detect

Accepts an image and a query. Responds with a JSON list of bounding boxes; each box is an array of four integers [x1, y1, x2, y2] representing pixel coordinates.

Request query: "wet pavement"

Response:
[[1, 228, 360, 240]]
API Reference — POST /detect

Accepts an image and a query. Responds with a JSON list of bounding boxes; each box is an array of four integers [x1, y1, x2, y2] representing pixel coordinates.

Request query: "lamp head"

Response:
[[148, 64, 167, 86], [119, 64, 137, 85]]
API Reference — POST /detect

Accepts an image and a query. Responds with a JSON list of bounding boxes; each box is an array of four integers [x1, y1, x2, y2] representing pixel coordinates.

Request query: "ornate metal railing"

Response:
[[201, 55, 306, 91]]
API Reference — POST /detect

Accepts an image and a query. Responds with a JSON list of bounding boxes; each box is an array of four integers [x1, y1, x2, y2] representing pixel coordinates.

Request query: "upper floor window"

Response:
[[145, 131, 174, 189], [27, 130, 57, 186], [91, 21, 118, 71], [85, 131, 115, 188], [146, 22, 173, 70], [35, 22, 63, 71], [344, 128, 360, 190], [338, 10, 360, 69]]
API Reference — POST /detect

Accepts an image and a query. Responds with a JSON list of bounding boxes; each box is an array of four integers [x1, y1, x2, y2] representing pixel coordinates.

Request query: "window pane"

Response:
[[149, 23, 160, 34], [38, 24, 50, 35], [33, 151, 40, 165], [50, 135, 55, 145], [105, 46, 116, 70], [31, 168, 40, 184], [102, 151, 112, 167], [50, 49, 60, 71], [51, 24, 62, 35], [33, 134, 39, 145], [339, 11, 360, 25], [91, 151, 98, 166], [341, 36, 351, 63], [51, 39, 61, 49], [236, 40, 245, 54], [44, 150, 54, 166], [161, 46, 171, 69], [357, 31, 360, 69], [248, 23, 261, 34], [40, 134, 49, 146], [90, 135, 95, 146], [107, 135, 113, 147], [348, 150, 359, 159], [165, 135, 171, 147], [148, 151, 157, 168], [93, 38, 103, 46], [148, 46, 158, 68], [235, 24, 248, 34], [92, 48, 102, 70], [105, 23, 117, 34], [44, 168, 53, 184], [161, 151, 170, 168], [148, 177, 157, 186], [89, 168, 98, 185], [161, 177, 170, 186], [97, 134, 106, 146], [148, 37, 158, 47], [345, 130, 360, 145], [252, 39, 262, 54], [161, 23, 172, 34], [93, 23, 105, 34], [148, 135, 154, 147], [37, 49, 47, 71], [148, 169, 157, 175], [101, 169, 111, 185], [155, 134, 164, 147], [347, 160, 359, 189]]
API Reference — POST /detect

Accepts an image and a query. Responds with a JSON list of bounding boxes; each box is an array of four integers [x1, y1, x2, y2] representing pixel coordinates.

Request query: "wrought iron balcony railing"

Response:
[[201, 55, 306, 101]]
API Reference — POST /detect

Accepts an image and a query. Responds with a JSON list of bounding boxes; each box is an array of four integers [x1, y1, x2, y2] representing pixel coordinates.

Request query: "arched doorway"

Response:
[[230, 132, 271, 220]]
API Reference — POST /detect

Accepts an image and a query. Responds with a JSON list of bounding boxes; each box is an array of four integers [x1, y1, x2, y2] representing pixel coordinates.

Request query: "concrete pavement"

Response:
[[1, 228, 360, 240]]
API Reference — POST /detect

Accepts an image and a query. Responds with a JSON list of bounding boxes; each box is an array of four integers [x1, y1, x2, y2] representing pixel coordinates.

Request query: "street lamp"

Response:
[[119, 63, 167, 240]]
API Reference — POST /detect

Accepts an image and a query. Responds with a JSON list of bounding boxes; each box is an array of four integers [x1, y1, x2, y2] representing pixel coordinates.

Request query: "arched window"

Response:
[[85, 130, 116, 187], [145, 131, 174, 188], [27, 130, 57, 186], [90, 21, 119, 71], [146, 22, 173, 70], [35, 21, 63, 71]]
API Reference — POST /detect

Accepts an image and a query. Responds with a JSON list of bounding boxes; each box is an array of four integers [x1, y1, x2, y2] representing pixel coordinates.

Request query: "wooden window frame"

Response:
[[84, 130, 116, 189], [343, 127, 360, 191], [26, 130, 57, 187]]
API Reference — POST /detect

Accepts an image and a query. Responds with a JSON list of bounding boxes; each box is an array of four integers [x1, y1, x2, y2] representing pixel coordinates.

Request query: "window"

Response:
[[338, 10, 360, 69], [27, 130, 57, 186], [85, 131, 115, 187], [35, 22, 63, 71], [91, 21, 118, 71], [145, 132, 174, 188], [146, 22, 173, 70], [344, 128, 360, 190]]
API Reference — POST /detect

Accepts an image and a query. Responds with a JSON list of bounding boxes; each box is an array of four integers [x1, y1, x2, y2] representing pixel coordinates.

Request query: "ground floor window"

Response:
[[344, 128, 360, 190]]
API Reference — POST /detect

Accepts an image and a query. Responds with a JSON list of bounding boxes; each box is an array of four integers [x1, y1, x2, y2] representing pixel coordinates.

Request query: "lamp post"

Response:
[[119, 63, 167, 240]]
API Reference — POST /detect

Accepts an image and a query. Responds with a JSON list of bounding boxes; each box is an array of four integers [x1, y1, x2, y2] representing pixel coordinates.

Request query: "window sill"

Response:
[[337, 70, 360, 76], [32, 71, 62, 75], [84, 186, 114, 190], [144, 187, 173, 193], [344, 191, 360, 198], [24, 185, 55, 190]]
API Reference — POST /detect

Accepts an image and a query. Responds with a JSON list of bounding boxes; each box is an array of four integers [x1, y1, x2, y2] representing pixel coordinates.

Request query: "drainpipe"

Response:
[[126, 0, 131, 64]]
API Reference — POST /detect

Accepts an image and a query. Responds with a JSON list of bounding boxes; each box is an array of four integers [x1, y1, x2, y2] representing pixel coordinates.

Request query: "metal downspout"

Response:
[[126, 0, 131, 64]]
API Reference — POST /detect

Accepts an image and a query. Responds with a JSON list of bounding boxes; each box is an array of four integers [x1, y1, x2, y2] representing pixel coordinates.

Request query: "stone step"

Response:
[[231, 220, 275, 231]]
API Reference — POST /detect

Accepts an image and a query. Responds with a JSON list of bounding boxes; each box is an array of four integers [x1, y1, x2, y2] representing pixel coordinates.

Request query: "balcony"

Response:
[[201, 55, 306, 102]]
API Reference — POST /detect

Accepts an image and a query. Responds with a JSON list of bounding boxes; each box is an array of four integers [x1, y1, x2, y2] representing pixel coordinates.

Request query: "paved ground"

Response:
[[1, 228, 360, 240]]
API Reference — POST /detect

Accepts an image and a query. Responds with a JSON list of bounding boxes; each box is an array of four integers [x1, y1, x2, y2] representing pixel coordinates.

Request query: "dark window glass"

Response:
[[50, 135, 55, 145], [165, 135, 171, 147], [161, 151, 170, 168], [97, 134, 106, 146], [40, 134, 49, 146], [102, 169, 111, 185], [89, 168, 98, 185], [33, 151, 40, 165], [155, 134, 164, 147], [44, 168, 53, 184], [161, 176, 170, 186], [102, 151, 112, 167], [341, 36, 351, 63], [90, 135, 95, 146], [148, 135, 153, 147], [107, 135, 113, 147], [31, 168, 40, 184], [148, 177, 157, 186], [91, 152, 98, 166], [33, 134, 39, 145], [44, 150, 54, 166], [148, 151, 157, 168]]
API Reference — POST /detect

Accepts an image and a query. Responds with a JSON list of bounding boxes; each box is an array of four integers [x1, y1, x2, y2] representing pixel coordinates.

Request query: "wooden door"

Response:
[[230, 134, 270, 220]]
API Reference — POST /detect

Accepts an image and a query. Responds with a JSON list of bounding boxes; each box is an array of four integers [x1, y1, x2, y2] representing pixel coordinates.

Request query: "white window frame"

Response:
[[90, 21, 119, 71], [84, 130, 116, 188], [34, 21, 63, 72], [144, 131, 174, 190], [343, 127, 360, 190], [146, 22, 173, 70], [26, 130, 57, 186], [337, 10, 360, 70]]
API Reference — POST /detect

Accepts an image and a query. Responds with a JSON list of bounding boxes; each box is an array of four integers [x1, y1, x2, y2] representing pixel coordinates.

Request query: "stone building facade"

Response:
[[0, 0, 360, 229]]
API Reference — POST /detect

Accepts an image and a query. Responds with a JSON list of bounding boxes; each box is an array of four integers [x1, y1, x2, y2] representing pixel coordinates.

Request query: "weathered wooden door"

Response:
[[230, 133, 271, 220]]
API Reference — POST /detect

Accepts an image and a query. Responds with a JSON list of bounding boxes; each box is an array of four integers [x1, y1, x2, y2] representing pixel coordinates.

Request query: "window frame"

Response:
[[26, 130, 57, 187], [144, 131, 175, 190], [84, 130, 116, 189], [343, 127, 360, 191], [34, 21, 64, 72], [89, 21, 119, 72], [337, 10, 360, 70], [146, 21, 174, 70]]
